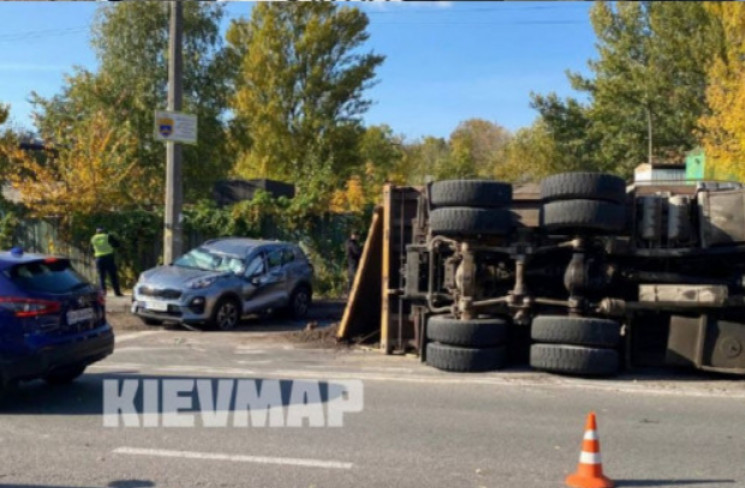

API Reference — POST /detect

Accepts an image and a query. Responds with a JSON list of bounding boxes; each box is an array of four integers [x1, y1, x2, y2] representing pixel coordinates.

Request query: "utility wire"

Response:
[[364, 5, 589, 15], [0, 26, 89, 44]]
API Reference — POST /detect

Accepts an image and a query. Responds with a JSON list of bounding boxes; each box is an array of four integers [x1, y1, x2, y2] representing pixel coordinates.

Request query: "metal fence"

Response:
[[12, 218, 211, 285], [12, 211, 364, 294], [14, 218, 98, 282]]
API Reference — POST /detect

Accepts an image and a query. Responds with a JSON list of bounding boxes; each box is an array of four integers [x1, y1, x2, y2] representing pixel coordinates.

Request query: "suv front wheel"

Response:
[[210, 297, 241, 331]]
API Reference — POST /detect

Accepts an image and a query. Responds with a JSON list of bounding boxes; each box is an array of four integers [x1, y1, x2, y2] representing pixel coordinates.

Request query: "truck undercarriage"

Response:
[[341, 172, 745, 377]]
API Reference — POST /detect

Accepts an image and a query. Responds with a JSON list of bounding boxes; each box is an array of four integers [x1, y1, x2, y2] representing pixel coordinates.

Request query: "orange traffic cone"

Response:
[[566, 412, 614, 488]]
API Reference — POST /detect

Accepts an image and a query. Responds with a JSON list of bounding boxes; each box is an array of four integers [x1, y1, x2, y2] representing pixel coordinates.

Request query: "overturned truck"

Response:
[[339, 173, 745, 377]]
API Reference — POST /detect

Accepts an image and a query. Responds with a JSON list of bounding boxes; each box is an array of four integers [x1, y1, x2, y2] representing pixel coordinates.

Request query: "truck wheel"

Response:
[[430, 207, 513, 237], [541, 200, 626, 234], [427, 315, 508, 347], [426, 342, 506, 372], [529, 344, 619, 376], [531, 316, 621, 348], [541, 172, 626, 204], [430, 180, 512, 208]]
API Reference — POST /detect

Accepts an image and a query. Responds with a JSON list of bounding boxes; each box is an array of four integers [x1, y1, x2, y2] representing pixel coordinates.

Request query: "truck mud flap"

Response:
[[666, 315, 745, 375]]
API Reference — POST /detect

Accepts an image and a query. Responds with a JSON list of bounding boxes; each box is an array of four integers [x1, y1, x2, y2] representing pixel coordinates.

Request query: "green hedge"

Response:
[[58, 192, 372, 298]]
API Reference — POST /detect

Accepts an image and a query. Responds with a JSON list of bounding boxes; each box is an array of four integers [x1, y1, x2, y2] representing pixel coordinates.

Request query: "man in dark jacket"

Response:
[[345, 231, 362, 294], [91, 226, 123, 296]]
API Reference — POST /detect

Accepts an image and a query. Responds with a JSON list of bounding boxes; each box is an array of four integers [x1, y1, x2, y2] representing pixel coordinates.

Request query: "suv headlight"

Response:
[[187, 276, 218, 289]]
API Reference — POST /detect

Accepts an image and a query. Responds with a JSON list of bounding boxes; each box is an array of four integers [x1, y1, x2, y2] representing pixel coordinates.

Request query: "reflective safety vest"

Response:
[[91, 233, 114, 257]]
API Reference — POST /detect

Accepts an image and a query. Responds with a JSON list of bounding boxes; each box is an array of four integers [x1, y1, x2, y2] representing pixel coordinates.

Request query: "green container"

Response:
[[686, 148, 706, 181]]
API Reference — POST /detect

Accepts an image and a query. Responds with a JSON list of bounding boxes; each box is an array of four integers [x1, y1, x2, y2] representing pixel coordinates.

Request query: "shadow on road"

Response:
[[616, 479, 736, 487], [158, 300, 345, 333], [0, 372, 347, 416], [0, 481, 154, 488]]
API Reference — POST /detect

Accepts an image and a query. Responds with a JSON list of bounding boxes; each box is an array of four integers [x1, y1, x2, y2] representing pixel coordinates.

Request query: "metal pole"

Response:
[[646, 104, 653, 165], [164, 0, 183, 264]]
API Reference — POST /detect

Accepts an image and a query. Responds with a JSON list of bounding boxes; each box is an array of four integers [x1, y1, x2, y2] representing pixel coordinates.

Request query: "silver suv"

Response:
[[132, 238, 314, 330]]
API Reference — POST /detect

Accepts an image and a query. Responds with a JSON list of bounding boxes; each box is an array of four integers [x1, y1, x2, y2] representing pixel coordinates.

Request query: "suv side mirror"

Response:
[[248, 272, 262, 286]]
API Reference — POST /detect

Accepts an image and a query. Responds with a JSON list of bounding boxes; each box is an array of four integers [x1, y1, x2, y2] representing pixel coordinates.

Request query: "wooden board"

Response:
[[336, 208, 383, 342]]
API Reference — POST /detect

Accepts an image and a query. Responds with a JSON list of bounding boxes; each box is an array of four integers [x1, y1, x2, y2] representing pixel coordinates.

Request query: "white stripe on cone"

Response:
[[583, 430, 599, 440], [579, 452, 602, 465]]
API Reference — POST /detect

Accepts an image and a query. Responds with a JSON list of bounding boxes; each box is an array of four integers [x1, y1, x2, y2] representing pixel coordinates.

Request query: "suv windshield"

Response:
[[5, 259, 89, 294], [173, 247, 245, 274]]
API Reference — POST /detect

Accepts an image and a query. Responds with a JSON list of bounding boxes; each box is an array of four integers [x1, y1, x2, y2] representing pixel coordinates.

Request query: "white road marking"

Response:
[[115, 331, 162, 344], [113, 447, 353, 470], [235, 360, 274, 365], [115, 347, 186, 353], [89, 363, 143, 372], [89, 362, 745, 398]]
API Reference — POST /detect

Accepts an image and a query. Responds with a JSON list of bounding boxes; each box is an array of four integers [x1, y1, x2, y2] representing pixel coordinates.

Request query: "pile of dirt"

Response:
[[282, 322, 345, 349]]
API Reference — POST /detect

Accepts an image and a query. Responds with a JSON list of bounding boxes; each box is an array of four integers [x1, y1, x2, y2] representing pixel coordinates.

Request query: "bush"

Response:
[[16, 190, 373, 297], [69, 208, 163, 286]]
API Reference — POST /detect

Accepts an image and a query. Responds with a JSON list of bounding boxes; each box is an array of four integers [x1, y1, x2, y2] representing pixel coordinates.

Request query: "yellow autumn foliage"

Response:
[[699, 3, 745, 181], [1, 110, 152, 220], [329, 176, 365, 213]]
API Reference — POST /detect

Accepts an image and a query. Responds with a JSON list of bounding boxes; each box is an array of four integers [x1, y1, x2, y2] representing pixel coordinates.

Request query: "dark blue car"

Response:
[[0, 249, 114, 389]]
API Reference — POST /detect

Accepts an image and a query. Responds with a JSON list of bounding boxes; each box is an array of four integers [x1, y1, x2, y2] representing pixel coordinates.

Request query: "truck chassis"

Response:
[[401, 173, 745, 376]]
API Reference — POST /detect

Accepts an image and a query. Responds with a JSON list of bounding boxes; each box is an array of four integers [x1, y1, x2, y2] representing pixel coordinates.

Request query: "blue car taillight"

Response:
[[0, 297, 62, 318]]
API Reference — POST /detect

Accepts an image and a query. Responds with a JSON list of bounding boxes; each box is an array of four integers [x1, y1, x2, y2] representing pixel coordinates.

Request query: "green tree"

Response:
[[31, 2, 231, 203], [445, 118, 510, 178], [0, 103, 12, 190], [400, 136, 451, 185], [496, 120, 565, 183], [226, 3, 384, 191], [534, 2, 721, 176], [530, 93, 602, 172], [358, 124, 404, 202]]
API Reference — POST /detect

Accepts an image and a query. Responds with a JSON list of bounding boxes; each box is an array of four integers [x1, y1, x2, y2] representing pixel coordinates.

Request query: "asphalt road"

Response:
[[1, 320, 744, 488]]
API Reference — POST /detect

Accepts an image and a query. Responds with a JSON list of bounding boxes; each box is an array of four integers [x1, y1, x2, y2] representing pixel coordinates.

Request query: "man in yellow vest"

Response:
[[91, 226, 123, 296]]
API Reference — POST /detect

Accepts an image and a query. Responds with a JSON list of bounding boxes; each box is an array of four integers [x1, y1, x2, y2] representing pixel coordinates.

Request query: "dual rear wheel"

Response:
[[540, 172, 628, 234], [425, 315, 509, 372], [429, 179, 514, 237], [425, 314, 622, 376], [529, 315, 621, 376]]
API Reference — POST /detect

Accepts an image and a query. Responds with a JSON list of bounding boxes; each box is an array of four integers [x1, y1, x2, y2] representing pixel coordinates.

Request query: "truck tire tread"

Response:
[[531, 315, 621, 347], [430, 180, 512, 208], [427, 315, 509, 347], [529, 344, 619, 377], [426, 343, 506, 372]]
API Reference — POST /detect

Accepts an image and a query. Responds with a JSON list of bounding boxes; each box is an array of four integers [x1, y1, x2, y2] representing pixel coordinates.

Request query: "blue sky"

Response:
[[0, 1, 596, 140]]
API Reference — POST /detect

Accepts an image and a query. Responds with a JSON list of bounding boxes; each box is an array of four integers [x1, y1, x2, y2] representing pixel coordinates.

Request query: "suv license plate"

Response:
[[67, 308, 94, 324], [145, 301, 169, 312]]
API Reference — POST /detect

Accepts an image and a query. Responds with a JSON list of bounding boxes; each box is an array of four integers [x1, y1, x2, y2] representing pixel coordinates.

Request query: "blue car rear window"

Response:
[[5, 260, 89, 294]]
